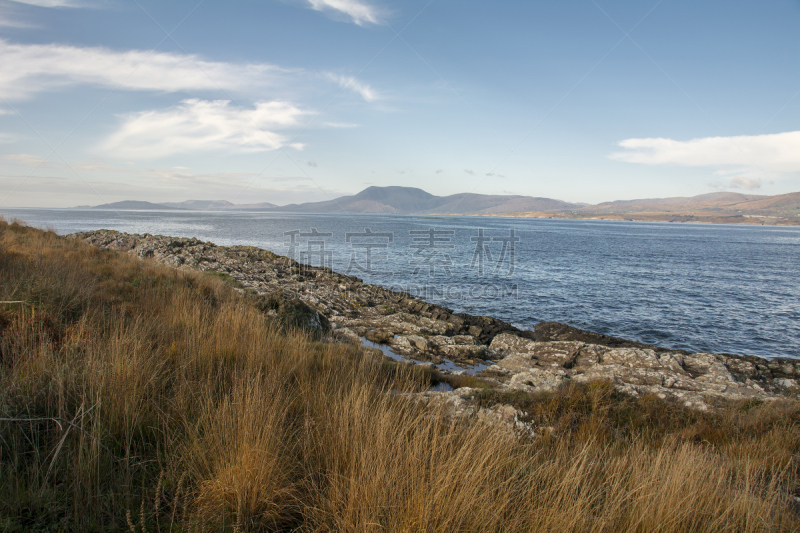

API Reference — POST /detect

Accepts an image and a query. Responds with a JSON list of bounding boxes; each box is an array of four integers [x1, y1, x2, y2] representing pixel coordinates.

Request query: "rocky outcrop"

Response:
[[414, 387, 534, 437], [253, 289, 330, 336], [532, 322, 683, 353], [70, 230, 800, 410], [69, 230, 524, 366], [488, 333, 799, 410]]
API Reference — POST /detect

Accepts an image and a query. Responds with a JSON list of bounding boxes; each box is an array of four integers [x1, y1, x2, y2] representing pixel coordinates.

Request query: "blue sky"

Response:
[[0, 0, 798, 207]]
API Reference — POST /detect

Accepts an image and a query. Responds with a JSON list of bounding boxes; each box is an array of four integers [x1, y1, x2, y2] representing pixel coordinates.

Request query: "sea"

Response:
[[2, 207, 799, 360]]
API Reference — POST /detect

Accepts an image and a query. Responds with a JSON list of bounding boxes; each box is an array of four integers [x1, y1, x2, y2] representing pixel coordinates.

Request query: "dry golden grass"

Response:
[[0, 219, 798, 532]]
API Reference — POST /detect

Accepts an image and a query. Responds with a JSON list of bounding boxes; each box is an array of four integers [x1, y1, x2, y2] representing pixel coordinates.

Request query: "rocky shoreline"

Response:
[[71, 229, 800, 413]]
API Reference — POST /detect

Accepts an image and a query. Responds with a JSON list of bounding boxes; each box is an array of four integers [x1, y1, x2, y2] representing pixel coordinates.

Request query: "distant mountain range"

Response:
[[85, 186, 800, 225], [87, 187, 579, 214], [586, 192, 794, 214], [92, 199, 277, 211], [267, 186, 580, 214]]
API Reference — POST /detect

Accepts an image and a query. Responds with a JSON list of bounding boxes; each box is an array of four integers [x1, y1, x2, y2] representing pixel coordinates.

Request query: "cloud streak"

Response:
[[728, 177, 764, 190], [328, 74, 379, 101], [8, 0, 85, 6], [102, 99, 308, 159], [307, 0, 381, 25], [0, 39, 289, 100]]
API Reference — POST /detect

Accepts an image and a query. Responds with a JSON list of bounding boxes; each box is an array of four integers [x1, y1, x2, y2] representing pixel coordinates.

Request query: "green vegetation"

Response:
[[205, 270, 245, 289], [471, 383, 800, 449], [0, 220, 798, 532]]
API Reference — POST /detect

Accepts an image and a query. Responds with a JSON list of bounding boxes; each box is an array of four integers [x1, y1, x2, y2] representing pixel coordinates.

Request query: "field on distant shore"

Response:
[[1, 219, 799, 532], [480, 211, 800, 226]]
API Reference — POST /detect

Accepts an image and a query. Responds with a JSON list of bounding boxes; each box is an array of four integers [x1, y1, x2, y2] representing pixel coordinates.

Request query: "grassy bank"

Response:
[[0, 220, 798, 532]]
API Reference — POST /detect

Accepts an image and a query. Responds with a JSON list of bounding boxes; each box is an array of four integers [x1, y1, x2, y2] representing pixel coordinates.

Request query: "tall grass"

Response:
[[0, 219, 798, 532]]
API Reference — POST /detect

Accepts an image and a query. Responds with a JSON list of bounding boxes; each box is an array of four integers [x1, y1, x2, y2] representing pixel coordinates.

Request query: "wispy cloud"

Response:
[[610, 131, 800, 176], [101, 99, 309, 159], [0, 5, 32, 27], [728, 177, 765, 190], [4, 153, 47, 165], [307, 0, 381, 25], [328, 74, 379, 101], [8, 0, 86, 6], [1, 0, 85, 29], [0, 39, 289, 100]]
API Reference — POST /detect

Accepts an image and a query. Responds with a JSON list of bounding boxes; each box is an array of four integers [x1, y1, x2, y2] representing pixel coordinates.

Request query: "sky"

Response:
[[0, 0, 798, 208]]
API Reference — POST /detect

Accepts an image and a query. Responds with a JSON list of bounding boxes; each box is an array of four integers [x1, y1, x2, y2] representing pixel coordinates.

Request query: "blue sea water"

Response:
[[2, 208, 799, 360]]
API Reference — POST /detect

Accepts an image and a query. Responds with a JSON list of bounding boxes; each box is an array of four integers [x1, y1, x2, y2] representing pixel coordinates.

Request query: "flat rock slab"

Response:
[[489, 333, 798, 409]]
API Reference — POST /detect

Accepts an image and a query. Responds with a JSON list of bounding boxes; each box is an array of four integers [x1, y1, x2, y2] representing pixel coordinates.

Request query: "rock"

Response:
[[334, 327, 361, 345], [365, 329, 393, 344], [489, 330, 798, 405], [533, 321, 677, 352], [254, 288, 330, 336], [438, 344, 484, 360], [414, 388, 530, 436], [446, 315, 465, 328], [391, 336, 413, 353], [468, 325, 483, 337], [428, 336, 454, 348], [508, 368, 568, 392], [407, 335, 428, 352]]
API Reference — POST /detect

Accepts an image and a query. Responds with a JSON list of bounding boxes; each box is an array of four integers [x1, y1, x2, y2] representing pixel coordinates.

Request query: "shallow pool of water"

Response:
[[359, 336, 489, 379]]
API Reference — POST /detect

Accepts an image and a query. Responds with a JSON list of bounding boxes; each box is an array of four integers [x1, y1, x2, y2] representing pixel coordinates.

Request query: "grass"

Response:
[[205, 270, 245, 289], [433, 370, 498, 391], [0, 219, 798, 532]]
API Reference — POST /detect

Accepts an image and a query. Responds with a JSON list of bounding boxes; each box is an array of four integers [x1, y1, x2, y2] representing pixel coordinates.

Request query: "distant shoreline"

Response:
[[4, 206, 800, 227], [15, 186, 798, 225], [463, 211, 800, 226]]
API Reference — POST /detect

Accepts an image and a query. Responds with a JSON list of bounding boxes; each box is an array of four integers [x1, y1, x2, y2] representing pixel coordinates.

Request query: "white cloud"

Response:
[[328, 74, 379, 101], [307, 0, 381, 25], [0, 39, 287, 100], [610, 131, 800, 174], [4, 153, 41, 164], [101, 99, 309, 159], [729, 177, 763, 190]]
